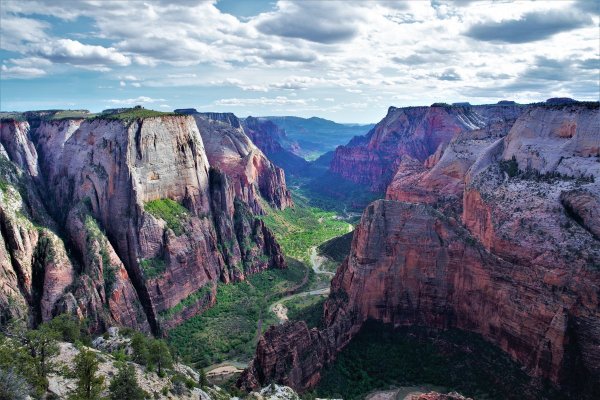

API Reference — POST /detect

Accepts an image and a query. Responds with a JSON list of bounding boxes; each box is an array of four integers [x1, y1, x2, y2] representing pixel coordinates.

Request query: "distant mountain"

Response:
[[257, 116, 374, 160]]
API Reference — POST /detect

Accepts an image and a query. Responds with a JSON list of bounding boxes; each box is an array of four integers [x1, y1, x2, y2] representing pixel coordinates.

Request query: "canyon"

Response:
[[0, 109, 290, 335], [239, 100, 600, 398], [1, 100, 598, 399]]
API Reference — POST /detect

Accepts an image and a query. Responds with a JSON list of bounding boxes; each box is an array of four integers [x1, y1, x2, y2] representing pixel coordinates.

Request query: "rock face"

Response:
[[330, 104, 524, 192], [0, 111, 288, 334], [242, 116, 309, 175], [192, 112, 293, 214], [240, 102, 600, 397]]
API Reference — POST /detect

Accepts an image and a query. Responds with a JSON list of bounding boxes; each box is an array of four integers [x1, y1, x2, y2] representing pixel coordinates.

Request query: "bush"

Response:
[[109, 362, 145, 400], [47, 314, 83, 343], [499, 156, 519, 177]]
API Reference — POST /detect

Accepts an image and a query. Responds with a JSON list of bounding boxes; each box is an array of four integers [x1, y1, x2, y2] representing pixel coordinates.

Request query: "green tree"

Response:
[[108, 362, 145, 400], [23, 324, 59, 382], [130, 333, 149, 365], [69, 348, 104, 400], [199, 368, 208, 388], [148, 340, 172, 376], [0, 334, 46, 398], [47, 314, 82, 343]]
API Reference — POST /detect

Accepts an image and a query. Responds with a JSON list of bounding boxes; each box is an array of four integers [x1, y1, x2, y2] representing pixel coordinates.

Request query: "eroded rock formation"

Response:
[[0, 110, 288, 333], [240, 102, 600, 397]]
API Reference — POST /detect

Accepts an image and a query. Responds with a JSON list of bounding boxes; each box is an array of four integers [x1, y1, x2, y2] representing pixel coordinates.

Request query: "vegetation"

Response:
[[317, 231, 353, 263], [139, 257, 167, 280], [129, 333, 173, 376], [160, 285, 214, 320], [96, 107, 177, 121], [69, 348, 104, 400], [149, 339, 173, 376], [500, 156, 595, 183], [288, 172, 381, 214], [499, 156, 520, 178], [144, 198, 190, 236], [283, 295, 326, 329], [260, 194, 351, 264], [168, 259, 309, 367], [314, 321, 560, 400], [108, 362, 146, 400]]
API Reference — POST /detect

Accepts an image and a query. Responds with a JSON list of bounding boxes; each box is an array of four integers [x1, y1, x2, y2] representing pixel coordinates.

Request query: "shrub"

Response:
[[109, 362, 145, 400], [144, 199, 190, 236]]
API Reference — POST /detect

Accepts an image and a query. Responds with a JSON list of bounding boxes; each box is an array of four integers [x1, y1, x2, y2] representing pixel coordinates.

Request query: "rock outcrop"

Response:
[[330, 103, 524, 192], [191, 112, 293, 214], [0, 110, 288, 334], [243, 116, 309, 175], [240, 102, 600, 398]]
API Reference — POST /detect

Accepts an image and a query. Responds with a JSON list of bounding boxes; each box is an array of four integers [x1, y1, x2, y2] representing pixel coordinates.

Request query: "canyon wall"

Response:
[[0, 110, 288, 333], [240, 102, 600, 397], [330, 103, 524, 192]]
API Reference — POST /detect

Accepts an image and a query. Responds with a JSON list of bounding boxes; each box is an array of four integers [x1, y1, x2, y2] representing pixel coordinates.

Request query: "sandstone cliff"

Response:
[[331, 103, 524, 192], [0, 110, 288, 334], [240, 102, 600, 398], [191, 112, 293, 214], [242, 116, 309, 175]]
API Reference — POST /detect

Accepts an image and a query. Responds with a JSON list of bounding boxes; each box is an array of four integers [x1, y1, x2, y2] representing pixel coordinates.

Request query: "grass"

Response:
[[260, 193, 352, 264], [144, 199, 190, 236], [167, 259, 309, 368], [314, 321, 560, 400]]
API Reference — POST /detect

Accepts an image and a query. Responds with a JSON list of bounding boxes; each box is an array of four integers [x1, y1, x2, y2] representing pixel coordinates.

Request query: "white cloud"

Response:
[[1, 64, 46, 79], [108, 96, 166, 105], [33, 39, 131, 67]]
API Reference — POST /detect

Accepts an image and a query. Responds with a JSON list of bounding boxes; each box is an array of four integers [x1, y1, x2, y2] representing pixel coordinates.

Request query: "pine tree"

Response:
[[69, 348, 104, 400], [199, 368, 208, 388], [108, 362, 145, 400], [149, 340, 172, 376], [130, 333, 149, 365]]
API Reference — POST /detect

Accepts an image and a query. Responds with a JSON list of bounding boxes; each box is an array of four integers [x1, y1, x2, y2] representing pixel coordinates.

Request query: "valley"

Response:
[[1, 99, 598, 400]]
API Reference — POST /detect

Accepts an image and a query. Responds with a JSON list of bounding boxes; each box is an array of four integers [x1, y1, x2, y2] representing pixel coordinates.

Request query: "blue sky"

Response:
[[0, 0, 598, 123]]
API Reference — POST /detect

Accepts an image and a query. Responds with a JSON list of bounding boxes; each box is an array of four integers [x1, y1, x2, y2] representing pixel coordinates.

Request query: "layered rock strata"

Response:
[[0, 111, 288, 333], [240, 102, 600, 397]]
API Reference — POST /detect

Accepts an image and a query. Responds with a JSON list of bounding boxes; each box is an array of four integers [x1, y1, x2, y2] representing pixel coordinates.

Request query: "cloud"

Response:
[[1, 64, 47, 79], [577, 58, 600, 70], [108, 96, 166, 105], [0, 16, 50, 51], [255, 1, 365, 44], [521, 57, 572, 81], [261, 48, 317, 63], [214, 96, 315, 106], [33, 39, 131, 67], [465, 9, 592, 43], [438, 68, 461, 81], [392, 55, 429, 65]]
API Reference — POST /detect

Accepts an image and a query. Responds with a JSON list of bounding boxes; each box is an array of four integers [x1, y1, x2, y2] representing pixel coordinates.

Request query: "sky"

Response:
[[0, 0, 598, 123]]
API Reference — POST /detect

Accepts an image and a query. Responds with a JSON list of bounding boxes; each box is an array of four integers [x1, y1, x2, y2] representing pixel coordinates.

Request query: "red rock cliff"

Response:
[[0, 111, 288, 334], [240, 102, 600, 396]]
